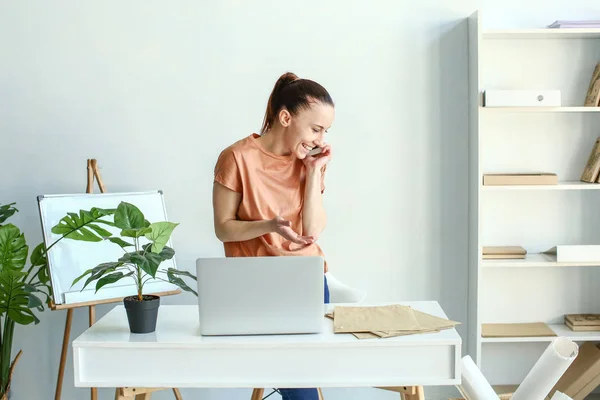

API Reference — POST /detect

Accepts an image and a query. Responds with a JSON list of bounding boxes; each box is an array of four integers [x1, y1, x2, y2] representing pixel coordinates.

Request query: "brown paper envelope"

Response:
[[333, 305, 419, 333], [411, 308, 460, 330], [373, 328, 441, 338], [482, 322, 556, 337], [352, 332, 380, 339]]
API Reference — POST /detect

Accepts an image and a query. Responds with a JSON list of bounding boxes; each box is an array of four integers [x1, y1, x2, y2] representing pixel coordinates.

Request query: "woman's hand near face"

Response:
[[302, 143, 332, 171]]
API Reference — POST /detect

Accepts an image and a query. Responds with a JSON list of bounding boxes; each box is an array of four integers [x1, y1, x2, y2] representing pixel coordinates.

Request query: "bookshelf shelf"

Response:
[[481, 324, 600, 343], [483, 28, 600, 40], [481, 106, 600, 113], [481, 253, 600, 268], [468, 11, 600, 386], [482, 181, 600, 190]]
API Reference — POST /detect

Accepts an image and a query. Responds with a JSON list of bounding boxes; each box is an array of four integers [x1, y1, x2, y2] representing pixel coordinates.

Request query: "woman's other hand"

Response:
[[302, 143, 332, 171], [270, 216, 314, 245]]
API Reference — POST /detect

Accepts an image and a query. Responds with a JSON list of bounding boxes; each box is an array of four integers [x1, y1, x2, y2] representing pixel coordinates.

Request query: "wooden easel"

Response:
[[52, 159, 182, 400]]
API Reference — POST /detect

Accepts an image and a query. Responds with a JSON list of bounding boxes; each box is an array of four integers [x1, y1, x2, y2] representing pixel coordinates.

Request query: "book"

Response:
[[581, 137, 600, 183], [584, 63, 600, 107], [566, 321, 600, 331], [483, 173, 557, 186], [482, 246, 527, 259], [482, 322, 556, 338], [565, 314, 600, 326]]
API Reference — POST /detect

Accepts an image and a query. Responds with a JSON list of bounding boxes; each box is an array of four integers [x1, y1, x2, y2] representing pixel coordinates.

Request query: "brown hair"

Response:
[[260, 72, 334, 134]]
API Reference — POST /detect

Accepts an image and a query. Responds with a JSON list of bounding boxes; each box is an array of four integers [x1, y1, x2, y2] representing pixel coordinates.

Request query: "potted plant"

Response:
[[0, 203, 51, 399], [49, 201, 197, 333]]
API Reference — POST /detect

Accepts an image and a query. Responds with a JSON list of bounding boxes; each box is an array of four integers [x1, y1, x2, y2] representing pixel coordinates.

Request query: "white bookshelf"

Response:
[[482, 106, 600, 113], [468, 11, 600, 386]]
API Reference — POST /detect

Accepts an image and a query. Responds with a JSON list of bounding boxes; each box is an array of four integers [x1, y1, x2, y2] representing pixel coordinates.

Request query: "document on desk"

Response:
[[333, 304, 420, 333], [330, 304, 460, 339]]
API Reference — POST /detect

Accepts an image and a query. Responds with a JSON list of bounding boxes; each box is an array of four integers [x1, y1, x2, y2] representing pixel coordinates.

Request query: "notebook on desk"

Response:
[[195, 256, 325, 336]]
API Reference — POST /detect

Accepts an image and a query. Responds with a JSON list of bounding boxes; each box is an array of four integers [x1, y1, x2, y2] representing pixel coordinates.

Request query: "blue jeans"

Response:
[[278, 275, 329, 400]]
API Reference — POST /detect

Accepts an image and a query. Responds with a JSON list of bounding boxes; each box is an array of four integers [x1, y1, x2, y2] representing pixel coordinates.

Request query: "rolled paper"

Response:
[[511, 337, 578, 400], [551, 391, 573, 400], [458, 355, 499, 400]]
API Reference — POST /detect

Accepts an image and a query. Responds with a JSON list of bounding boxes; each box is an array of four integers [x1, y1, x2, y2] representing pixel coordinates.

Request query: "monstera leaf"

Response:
[[0, 203, 17, 225], [0, 270, 39, 325], [0, 224, 28, 271], [51, 207, 116, 242]]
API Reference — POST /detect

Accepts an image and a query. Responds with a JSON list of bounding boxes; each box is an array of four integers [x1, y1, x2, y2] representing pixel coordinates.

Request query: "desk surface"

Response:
[[73, 302, 462, 388]]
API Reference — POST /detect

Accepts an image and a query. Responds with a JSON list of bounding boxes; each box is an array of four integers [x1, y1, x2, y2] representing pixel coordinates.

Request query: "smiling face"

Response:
[[278, 100, 335, 159]]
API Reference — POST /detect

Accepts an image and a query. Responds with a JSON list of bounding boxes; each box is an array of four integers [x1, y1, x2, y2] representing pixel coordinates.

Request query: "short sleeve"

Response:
[[320, 165, 327, 193], [214, 147, 243, 193]]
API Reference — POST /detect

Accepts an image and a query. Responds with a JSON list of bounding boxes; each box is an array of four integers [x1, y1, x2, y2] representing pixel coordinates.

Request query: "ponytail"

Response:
[[260, 72, 334, 134]]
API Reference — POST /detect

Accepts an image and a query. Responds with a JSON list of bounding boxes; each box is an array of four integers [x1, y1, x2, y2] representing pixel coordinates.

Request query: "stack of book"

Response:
[[482, 246, 527, 260], [564, 314, 600, 332], [580, 137, 600, 183]]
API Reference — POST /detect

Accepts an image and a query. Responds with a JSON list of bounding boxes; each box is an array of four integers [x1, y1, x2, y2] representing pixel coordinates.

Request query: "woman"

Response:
[[212, 72, 335, 400]]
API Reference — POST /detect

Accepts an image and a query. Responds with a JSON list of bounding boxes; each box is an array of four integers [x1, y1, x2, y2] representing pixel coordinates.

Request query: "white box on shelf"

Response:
[[484, 90, 562, 107], [543, 245, 600, 263]]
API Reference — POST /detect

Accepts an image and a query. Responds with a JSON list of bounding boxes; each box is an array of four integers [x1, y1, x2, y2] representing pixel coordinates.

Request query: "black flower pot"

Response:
[[123, 295, 160, 334]]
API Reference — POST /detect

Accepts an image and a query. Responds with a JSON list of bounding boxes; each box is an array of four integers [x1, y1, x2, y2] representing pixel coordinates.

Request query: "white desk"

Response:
[[73, 302, 461, 389]]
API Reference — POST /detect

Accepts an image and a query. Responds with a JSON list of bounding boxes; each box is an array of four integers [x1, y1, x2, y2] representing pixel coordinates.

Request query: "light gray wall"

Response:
[[1, 1, 599, 399]]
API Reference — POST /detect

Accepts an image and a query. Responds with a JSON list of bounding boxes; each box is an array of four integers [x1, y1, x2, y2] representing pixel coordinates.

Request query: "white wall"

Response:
[[1, 1, 599, 399]]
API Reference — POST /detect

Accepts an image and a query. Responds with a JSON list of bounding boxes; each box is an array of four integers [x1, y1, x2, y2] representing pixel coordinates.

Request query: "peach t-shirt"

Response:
[[214, 133, 328, 272]]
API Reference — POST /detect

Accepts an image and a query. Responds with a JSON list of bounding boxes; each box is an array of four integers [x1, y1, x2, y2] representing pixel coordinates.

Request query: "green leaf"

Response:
[[145, 222, 178, 253], [165, 267, 197, 281], [29, 243, 47, 267], [27, 292, 43, 311], [0, 203, 18, 225], [95, 271, 132, 293], [51, 208, 116, 242], [86, 224, 112, 238], [0, 224, 28, 271], [142, 244, 175, 261], [37, 264, 50, 285], [114, 202, 145, 230], [167, 269, 198, 296], [120, 227, 151, 238], [0, 269, 39, 325], [128, 252, 161, 278], [73, 262, 123, 290], [107, 237, 133, 249]]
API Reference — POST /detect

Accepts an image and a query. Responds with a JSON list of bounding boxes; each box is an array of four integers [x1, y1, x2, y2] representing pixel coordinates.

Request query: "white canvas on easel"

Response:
[[37, 190, 179, 305]]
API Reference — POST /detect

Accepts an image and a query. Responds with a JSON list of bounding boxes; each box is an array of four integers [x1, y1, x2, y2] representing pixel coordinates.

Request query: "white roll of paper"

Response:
[[511, 337, 578, 400], [551, 391, 573, 400], [458, 355, 499, 400]]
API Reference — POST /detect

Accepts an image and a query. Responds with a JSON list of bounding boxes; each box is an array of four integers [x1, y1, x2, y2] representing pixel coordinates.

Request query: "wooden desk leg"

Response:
[[402, 386, 424, 400], [251, 388, 264, 400], [115, 388, 135, 400], [172, 388, 183, 400]]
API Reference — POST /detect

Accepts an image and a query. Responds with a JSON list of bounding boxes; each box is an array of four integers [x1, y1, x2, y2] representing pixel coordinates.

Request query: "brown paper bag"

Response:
[[333, 304, 419, 333]]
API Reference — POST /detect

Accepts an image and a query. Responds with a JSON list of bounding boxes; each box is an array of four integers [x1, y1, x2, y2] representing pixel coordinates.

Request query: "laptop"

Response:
[[196, 256, 325, 336]]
